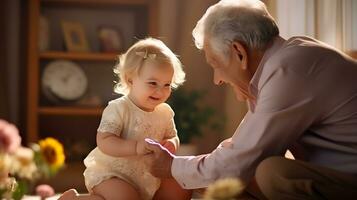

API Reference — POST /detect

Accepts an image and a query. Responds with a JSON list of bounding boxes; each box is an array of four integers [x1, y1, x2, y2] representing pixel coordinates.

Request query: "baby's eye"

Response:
[[164, 83, 171, 88], [147, 82, 157, 86]]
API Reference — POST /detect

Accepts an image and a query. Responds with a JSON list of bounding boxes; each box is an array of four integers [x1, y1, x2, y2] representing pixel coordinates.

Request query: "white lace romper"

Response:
[[83, 96, 177, 200]]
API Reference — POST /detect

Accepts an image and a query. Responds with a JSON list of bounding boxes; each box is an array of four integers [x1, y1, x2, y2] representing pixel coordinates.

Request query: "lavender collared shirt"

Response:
[[172, 36, 357, 189]]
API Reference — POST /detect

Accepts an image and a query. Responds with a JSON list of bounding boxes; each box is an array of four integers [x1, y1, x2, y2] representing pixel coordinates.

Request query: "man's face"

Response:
[[203, 39, 251, 101]]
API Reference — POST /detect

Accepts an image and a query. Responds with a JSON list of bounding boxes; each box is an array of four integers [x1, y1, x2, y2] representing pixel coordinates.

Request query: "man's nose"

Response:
[[216, 80, 223, 85]]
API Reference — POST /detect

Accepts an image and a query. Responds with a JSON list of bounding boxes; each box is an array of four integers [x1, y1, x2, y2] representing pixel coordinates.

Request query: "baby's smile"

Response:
[[149, 96, 160, 101]]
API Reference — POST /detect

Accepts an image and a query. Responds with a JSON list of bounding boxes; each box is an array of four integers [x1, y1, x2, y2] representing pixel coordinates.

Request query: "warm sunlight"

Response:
[[1, 0, 356, 199]]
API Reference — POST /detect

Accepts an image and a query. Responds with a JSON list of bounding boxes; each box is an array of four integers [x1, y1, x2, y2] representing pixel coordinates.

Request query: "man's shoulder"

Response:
[[263, 36, 340, 77], [272, 36, 340, 63], [268, 36, 319, 63], [255, 37, 319, 90]]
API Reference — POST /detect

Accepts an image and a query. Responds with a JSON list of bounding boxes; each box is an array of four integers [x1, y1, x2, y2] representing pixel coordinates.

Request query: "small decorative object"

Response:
[[62, 21, 90, 52], [35, 184, 55, 199], [97, 26, 124, 53], [203, 178, 244, 200], [38, 15, 50, 52], [42, 60, 88, 103], [0, 137, 65, 199]]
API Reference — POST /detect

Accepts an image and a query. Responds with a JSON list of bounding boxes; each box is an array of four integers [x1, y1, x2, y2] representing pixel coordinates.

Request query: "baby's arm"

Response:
[[160, 104, 180, 154], [97, 132, 150, 156]]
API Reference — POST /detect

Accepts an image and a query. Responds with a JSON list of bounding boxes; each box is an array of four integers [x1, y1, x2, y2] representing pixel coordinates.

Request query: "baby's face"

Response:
[[128, 61, 173, 112]]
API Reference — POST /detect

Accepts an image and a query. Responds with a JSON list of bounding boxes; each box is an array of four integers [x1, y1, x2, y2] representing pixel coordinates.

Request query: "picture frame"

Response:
[[97, 26, 124, 53], [61, 21, 90, 52]]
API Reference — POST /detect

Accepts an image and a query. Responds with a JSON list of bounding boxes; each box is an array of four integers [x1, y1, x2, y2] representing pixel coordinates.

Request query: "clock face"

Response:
[[42, 60, 88, 102]]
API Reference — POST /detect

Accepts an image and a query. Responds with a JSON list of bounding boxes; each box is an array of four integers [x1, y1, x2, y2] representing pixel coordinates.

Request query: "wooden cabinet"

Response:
[[26, 0, 158, 192]]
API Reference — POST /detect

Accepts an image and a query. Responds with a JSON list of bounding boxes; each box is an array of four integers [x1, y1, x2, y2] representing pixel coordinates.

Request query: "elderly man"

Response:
[[145, 0, 357, 199]]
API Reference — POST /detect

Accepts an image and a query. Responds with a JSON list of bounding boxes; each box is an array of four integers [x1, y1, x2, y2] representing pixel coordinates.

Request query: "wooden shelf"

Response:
[[26, 0, 158, 191], [26, 0, 157, 144], [39, 106, 103, 116], [40, 51, 118, 61]]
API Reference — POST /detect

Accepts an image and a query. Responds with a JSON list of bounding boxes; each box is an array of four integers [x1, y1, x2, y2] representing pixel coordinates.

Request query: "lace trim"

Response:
[[97, 121, 121, 135]]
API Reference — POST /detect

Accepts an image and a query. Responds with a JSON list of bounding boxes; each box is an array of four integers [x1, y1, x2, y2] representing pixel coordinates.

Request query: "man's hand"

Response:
[[144, 138, 174, 179]]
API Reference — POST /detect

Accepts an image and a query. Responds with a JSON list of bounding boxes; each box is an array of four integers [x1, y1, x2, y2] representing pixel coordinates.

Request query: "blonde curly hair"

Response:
[[114, 38, 185, 95]]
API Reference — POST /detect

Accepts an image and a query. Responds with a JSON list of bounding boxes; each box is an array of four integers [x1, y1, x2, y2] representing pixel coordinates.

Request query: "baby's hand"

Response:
[[160, 140, 176, 154], [136, 139, 153, 155]]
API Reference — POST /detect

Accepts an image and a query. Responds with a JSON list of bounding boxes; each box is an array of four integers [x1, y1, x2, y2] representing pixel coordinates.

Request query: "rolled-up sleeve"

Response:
[[172, 67, 319, 189]]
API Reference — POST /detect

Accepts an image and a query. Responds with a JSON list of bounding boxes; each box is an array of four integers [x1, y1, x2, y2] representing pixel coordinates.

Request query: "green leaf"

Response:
[[12, 180, 28, 200]]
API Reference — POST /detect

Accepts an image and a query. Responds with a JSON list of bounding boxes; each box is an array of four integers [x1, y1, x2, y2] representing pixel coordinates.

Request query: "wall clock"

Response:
[[42, 60, 88, 103]]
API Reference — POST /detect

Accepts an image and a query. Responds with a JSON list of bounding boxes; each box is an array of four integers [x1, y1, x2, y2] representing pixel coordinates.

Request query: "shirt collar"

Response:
[[247, 36, 286, 111]]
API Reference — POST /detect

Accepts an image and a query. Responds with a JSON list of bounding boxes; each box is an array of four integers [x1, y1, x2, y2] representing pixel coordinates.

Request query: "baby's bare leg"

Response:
[[153, 178, 192, 200], [59, 178, 140, 200], [58, 189, 103, 200], [93, 177, 141, 200]]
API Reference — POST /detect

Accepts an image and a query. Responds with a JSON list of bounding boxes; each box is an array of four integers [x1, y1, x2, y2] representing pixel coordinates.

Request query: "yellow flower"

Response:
[[39, 137, 65, 169], [203, 178, 244, 200]]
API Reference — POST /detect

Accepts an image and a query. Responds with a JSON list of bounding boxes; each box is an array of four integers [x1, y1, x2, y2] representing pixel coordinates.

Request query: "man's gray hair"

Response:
[[193, 0, 279, 60]]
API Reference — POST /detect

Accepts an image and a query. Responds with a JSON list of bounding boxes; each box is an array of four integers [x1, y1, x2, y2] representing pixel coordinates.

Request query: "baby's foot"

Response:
[[58, 189, 78, 200]]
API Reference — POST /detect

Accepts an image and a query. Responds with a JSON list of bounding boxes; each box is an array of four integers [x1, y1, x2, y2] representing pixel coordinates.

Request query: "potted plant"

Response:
[[168, 88, 223, 154]]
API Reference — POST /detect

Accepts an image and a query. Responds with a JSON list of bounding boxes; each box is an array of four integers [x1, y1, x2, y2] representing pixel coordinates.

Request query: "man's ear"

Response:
[[231, 41, 248, 70]]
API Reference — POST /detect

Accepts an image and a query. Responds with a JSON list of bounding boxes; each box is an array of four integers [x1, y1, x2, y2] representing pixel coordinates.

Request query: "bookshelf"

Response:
[[26, 0, 158, 192]]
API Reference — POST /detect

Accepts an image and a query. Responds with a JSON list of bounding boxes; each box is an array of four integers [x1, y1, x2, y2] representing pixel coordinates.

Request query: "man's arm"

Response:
[[146, 68, 319, 189], [179, 68, 320, 188]]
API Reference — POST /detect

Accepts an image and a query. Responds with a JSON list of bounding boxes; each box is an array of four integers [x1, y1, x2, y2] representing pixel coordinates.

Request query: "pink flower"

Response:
[[36, 184, 55, 198], [0, 119, 21, 153]]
